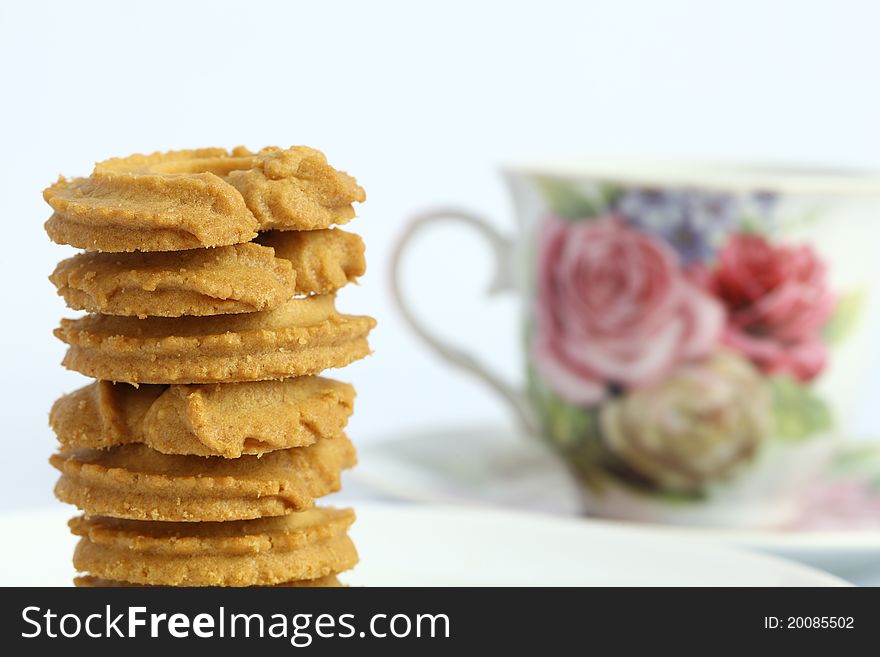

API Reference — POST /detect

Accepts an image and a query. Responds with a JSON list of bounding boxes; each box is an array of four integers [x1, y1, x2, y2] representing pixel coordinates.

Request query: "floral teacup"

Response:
[[392, 160, 880, 527]]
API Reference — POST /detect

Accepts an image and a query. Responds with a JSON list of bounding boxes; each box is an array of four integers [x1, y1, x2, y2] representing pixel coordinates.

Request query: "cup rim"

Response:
[[501, 156, 880, 195]]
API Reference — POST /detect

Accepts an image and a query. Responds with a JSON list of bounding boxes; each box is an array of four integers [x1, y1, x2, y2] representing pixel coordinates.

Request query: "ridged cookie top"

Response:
[[54, 294, 376, 384], [51, 436, 357, 521], [44, 167, 259, 252], [225, 146, 365, 231], [50, 377, 355, 458], [259, 228, 366, 297], [50, 242, 295, 318], [69, 506, 355, 555], [58, 291, 339, 339], [70, 506, 358, 585], [50, 228, 366, 317], [44, 146, 364, 252]]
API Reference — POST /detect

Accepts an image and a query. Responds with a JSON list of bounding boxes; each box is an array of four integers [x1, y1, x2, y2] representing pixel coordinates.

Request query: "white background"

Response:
[[2, 0, 880, 510]]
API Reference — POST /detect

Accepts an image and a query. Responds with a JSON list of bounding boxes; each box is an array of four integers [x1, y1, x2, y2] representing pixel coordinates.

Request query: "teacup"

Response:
[[392, 159, 880, 527]]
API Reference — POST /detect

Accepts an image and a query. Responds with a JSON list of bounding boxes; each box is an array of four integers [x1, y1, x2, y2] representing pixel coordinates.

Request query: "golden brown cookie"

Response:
[[44, 147, 364, 252], [51, 435, 356, 521], [50, 377, 354, 458], [225, 147, 365, 232], [44, 154, 259, 253], [50, 228, 366, 317], [55, 294, 376, 384], [70, 507, 357, 586], [50, 243, 295, 318], [259, 228, 366, 297], [74, 575, 342, 588]]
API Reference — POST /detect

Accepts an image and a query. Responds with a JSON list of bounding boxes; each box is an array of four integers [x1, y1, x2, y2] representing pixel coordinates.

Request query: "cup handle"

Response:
[[390, 208, 538, 435]]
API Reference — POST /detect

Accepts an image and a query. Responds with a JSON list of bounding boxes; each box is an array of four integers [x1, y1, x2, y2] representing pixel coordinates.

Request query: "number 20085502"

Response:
[[764, 617, 854, 629]]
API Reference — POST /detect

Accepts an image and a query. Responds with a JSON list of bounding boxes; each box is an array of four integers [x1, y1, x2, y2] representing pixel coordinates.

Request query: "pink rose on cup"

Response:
[[709, 233, 834, 382], [533, 215, 723, 404]]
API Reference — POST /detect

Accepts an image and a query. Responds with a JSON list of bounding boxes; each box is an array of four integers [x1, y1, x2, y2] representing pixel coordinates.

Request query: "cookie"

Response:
[[50, 243, 295, 318], [54, 294, 376, 384], [73, 575, 342, 588], [224, 146, 365, 232], [259, 228, 366, 297], [50, 228, 366, 317], [50, 377, 354, 458], [44, 147, 364, 252], [51, 435, 356, 521], [70, 507, 357, 586]]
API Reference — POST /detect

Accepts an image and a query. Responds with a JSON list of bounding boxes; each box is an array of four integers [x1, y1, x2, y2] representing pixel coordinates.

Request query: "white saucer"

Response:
[[0, 504, 846, 587], [350, 426, 880, 584], [576, 518, 880, 581]]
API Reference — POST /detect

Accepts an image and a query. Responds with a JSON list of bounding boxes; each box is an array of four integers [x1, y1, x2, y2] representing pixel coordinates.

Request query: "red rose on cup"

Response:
[[709, 233, 834, 382], [533, 215, 723, 404]]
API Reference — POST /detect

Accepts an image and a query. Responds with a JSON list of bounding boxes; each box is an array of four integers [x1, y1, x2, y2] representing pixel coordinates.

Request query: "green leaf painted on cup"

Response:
[[597, 182, 624, 211], [770, 376, 833, 440], [775, 208, 824, 235], [737, 216, 769, 235], [527, 367, 610, 492], [824, 288, 865, 345], [535, 177, 600, 220], [528, 369, 594, 448]]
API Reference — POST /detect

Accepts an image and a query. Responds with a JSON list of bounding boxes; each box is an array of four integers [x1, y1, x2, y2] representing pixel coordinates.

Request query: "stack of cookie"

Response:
[[43, 147, 375, 586]]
